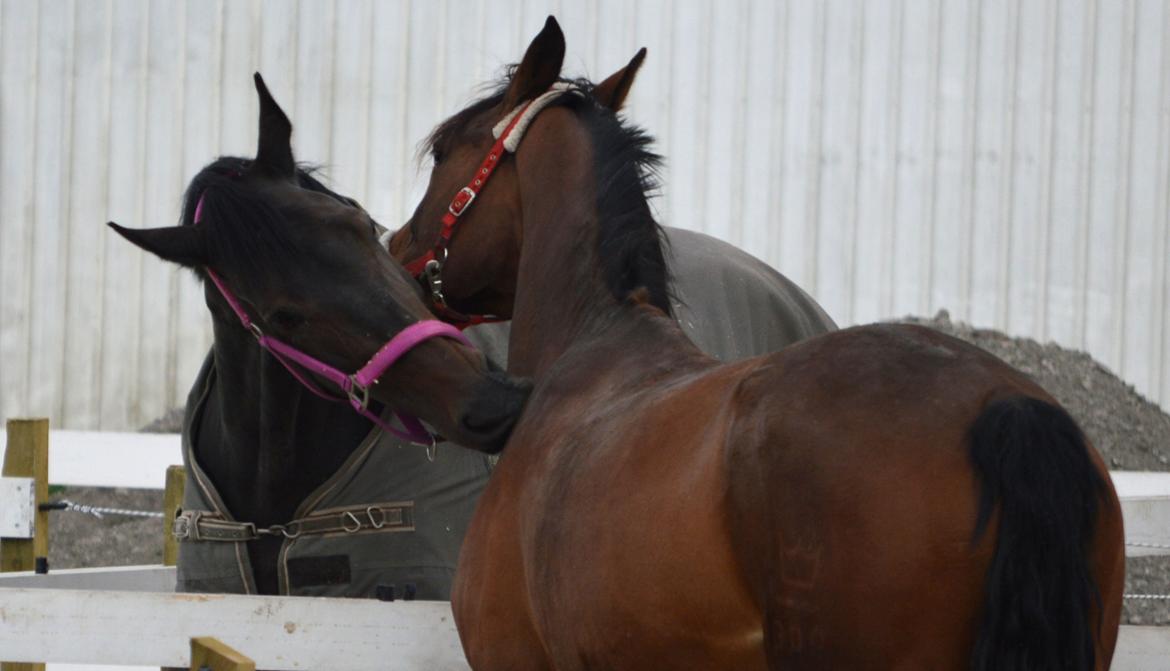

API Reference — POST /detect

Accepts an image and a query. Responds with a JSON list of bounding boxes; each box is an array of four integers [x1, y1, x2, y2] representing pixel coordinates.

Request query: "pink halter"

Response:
[[195, 194, 472, 447]]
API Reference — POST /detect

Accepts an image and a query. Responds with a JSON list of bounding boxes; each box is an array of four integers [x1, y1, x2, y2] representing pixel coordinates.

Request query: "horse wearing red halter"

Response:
[[389, 18, 1125, 670]]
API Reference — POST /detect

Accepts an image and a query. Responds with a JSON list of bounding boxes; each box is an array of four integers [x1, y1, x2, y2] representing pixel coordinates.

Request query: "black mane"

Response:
[[426, 72, 672, 316], [179, 157, 356, 282]]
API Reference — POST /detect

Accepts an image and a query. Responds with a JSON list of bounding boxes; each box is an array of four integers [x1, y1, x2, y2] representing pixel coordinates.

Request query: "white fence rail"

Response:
[[0, 587, 470, 670], [0, 582, 1164, 670], [3, 0, 1170, 431], [0, 430, 181, 490], [0, 430, 1167, 668]]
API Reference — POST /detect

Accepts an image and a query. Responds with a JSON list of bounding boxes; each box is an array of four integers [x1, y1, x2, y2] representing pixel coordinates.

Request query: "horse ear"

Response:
[[592, 48, 647, 112], [108, 222, 208, 268], [252, 72, 296, 179], [503, 16, 566, 110]]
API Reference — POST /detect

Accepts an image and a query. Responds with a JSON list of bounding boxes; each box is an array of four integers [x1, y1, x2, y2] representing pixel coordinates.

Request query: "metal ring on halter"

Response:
[[422, 248, 450, 307], [342, 511, 363, 533], [425, 433, 438, 462], [249, 323, 264, 339], [366, 506, 386, 529], [347, 375, 370, 410]]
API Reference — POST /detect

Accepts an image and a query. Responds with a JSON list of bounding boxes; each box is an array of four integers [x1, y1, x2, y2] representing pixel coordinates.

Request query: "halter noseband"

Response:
[[403, 83, 583, 328], [194, 194, 471, 451]]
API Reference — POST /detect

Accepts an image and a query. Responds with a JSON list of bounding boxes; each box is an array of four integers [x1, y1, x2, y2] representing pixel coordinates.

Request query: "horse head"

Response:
[[110, 73, 529, 452], [390, 17, 653, 323]]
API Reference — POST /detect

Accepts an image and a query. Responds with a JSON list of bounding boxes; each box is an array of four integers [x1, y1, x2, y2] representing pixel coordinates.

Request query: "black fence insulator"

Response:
[[38, 501, 68, 512]]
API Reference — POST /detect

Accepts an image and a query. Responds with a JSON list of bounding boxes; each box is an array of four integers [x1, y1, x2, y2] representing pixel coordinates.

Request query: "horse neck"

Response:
[[199, 312, 371, 527], [506, 113, 701, 382]]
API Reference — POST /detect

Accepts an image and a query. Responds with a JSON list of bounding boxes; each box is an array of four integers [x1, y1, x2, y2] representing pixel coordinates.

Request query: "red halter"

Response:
[[401, 98, 540, 329]]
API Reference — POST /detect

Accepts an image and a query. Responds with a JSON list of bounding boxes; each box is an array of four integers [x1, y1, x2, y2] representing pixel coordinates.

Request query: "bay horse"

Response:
[[109, 74, 530, 597], [380, 18, 1124, 670]]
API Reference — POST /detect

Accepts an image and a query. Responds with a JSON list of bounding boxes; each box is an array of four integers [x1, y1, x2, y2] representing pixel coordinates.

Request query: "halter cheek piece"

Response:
[[403, 83, 584, 328], [194, 194, 472, 453]]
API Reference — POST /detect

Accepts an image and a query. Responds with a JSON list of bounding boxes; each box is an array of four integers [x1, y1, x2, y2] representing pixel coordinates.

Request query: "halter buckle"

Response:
[[448, 187, 476, 217], [422, 258, 448, 308], [347, 375, 370, 410]]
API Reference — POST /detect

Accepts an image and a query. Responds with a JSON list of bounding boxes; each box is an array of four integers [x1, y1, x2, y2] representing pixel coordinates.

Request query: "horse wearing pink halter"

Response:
[[195, 192, 471, 449]]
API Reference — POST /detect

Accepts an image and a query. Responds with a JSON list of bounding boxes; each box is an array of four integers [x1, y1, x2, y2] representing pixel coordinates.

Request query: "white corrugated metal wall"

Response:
[[2, 0, 1168, 430]]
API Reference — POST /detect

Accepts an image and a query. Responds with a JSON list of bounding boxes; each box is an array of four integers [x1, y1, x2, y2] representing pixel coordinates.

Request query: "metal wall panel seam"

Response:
[[922, 0, 942, 316], [56, 0, 79, 425], [805, 0, 827, 296], [694, 0, 715, 238], [0, 0, 6, 415], [94, 0, 115, 428], [359, 0, 375, 204], [882, 0, 905, 319], [996, 0, 1021, 332], [661, 0, 676, 229], [1036, 0, 1060, 342], [730, 0, 751, 248], [765, 0, 791, 272], [18, 0, 43, 417], [131, 0, 153, 428], [394, 0, 412, 219], [1112, 0, 1138, 376], [845, 0, 867, 324], [959, 0, 982, 323], [166, 2, 190, 412], [1074, 0, 1099, 351], [325, 0, 338, 170], [1154, 1, 1170, 405]]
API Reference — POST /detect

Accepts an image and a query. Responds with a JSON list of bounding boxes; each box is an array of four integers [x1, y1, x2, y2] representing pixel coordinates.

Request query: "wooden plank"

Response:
[[0, 430, 181, 490], [1, 420, 48, 671], [190, 637, 254, 671], [1, 420, 49, 572], [163, 465, 185, 566], [0, 588, 470, 670], [0, 565, 175, 592]]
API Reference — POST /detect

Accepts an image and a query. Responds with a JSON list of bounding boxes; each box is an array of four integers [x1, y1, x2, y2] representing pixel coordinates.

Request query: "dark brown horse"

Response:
[[109, 74, 529, 596], [379, 18, 1125, 670]]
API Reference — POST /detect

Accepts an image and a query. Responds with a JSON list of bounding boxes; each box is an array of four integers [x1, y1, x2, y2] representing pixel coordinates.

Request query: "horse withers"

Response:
[[109, 74, 530, 598], [382, 18, 1122, 670]]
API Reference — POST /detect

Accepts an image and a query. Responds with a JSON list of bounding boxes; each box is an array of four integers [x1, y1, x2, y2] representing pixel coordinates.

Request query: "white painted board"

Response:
[[0, 588, 470, 670], [1113, 471, 1170, 557], [0, 565, 175, 592], [0, 430, 181, 489], [0, 587, 1163, 671]]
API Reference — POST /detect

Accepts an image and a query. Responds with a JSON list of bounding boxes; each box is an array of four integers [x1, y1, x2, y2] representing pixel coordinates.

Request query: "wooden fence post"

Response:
[[163, 465, 186, 566], [2, 418, 49, 671], [190, 637, 254, 671]]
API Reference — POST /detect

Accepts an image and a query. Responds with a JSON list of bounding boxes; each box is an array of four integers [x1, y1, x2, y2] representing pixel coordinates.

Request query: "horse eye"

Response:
[[431, 147, 444, 166], [268, 309, 306, 331]]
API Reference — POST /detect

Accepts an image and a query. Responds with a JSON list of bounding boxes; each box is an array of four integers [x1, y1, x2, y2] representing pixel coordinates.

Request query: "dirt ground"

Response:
[[46, 311, 1169, 624]]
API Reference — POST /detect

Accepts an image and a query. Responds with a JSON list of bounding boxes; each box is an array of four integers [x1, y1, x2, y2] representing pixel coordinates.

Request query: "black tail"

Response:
[[968, 396, 1107, 671]]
